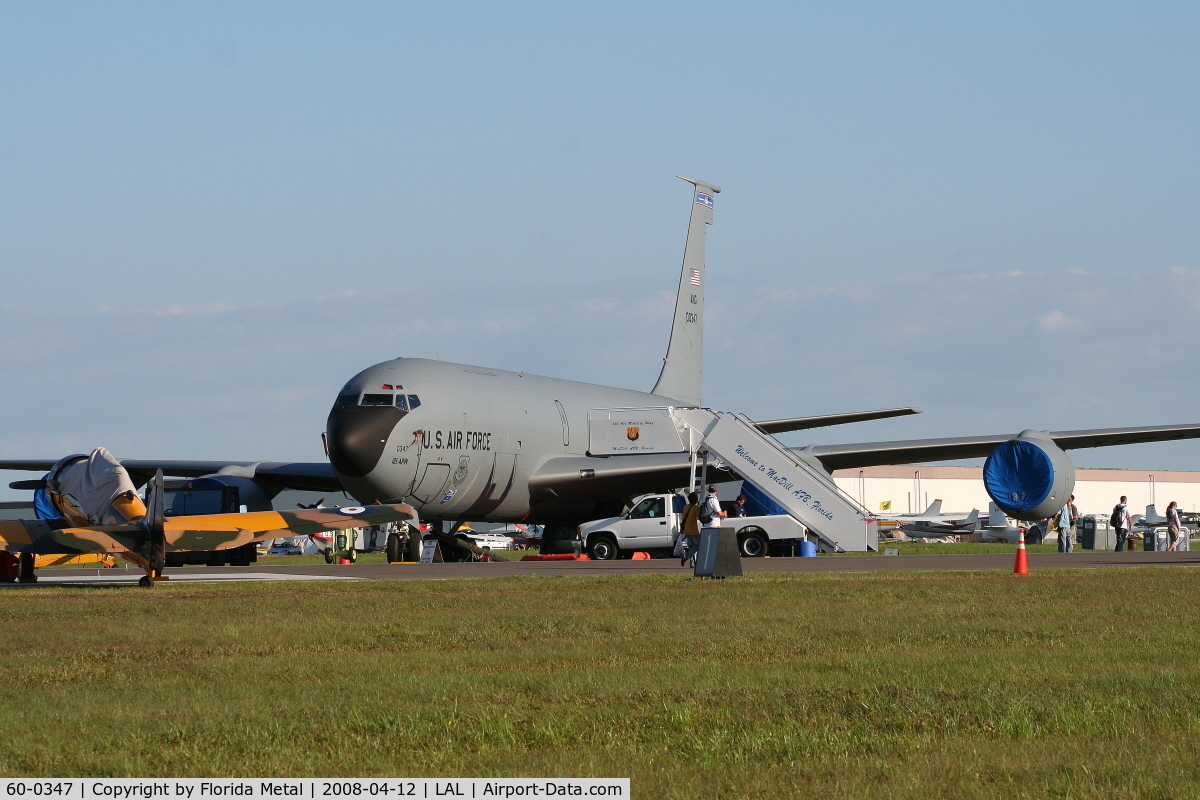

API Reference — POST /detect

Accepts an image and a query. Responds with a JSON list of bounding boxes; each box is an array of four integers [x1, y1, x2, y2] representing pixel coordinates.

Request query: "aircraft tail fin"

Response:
[[922, 499, 943, 517], [962, 509, 980, 530], [988, 502, 1009, 528], [652, 176, 720, 407]]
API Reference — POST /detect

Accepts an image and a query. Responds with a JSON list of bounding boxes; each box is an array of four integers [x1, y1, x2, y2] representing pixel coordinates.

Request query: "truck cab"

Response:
[[578, 493, 685, 560]]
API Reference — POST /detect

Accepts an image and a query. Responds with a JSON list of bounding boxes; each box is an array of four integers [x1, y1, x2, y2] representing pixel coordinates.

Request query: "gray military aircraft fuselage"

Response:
[[326, 357, 685, 524]]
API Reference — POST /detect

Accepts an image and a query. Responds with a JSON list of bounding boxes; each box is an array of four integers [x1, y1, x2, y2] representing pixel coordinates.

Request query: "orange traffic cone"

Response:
[[1011, 530, 1029, 575]]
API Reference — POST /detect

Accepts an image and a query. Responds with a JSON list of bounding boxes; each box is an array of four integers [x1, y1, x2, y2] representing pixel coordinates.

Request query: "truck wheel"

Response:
[[347, 548, 357, 563], [738, 530, 770, 557], [588, 535, 620, 561], [324, 549, 336, 564], [386, 534, 403, 563]]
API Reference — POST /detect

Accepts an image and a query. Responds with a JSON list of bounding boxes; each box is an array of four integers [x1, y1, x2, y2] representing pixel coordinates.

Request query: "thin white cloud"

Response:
[[1037, 310, 1083, 333]]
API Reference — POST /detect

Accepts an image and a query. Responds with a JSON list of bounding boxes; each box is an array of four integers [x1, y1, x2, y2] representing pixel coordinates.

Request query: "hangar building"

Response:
[[832, 466, 1200, 518]]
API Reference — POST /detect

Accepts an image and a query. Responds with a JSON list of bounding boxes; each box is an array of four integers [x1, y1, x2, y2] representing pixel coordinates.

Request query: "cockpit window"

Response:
[[335, 394, 358, 409], [360, 394, 394, 407], [407, 395, 421, 409], [395, 395, 409, 411]]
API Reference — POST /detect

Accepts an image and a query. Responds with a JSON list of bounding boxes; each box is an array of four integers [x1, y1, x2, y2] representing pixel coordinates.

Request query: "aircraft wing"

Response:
[[754, 407, 922, 434], [50, 503, 415, 556], [165, 503, 415, 543], [157, 504, 417, 551], [0, 458, 341, 493], [798, 424, 1200, 472], [52, 524, 145, 556]]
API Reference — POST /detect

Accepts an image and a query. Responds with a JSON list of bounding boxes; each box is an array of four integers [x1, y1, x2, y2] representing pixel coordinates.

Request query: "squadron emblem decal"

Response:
[[626, 427, 641, 442], [453, 455, 470, 486]]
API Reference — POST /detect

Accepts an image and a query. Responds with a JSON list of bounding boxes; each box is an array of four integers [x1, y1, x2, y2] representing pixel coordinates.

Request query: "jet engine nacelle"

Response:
[[982, 430, 1075, 522]]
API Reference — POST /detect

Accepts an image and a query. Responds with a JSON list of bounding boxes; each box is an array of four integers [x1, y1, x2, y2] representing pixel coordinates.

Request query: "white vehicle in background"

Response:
[[577, 493, 809, 560], [267, 538, 303, 556], [465, 532, 516, 551], [267, 536, 325, 556]]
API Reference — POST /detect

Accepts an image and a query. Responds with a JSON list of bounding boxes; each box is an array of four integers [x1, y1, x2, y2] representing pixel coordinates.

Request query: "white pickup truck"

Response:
[[577, 493, 808, 560]]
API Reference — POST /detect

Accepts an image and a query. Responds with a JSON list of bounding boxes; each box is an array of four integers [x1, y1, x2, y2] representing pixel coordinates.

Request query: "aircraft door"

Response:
[[411, 463, 451, 505], [620, 496, 673, 548], [554, 400, 569, 447]]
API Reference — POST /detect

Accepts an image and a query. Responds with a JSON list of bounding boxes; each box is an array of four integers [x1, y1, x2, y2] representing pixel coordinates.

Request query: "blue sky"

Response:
[[2, 2, 1198, 499]]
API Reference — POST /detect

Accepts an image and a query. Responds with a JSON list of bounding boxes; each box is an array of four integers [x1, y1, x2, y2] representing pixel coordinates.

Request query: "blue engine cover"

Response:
[[33, 478, 58, 520], [739, 481, 787, 517], [983, 430, 1075, 521]]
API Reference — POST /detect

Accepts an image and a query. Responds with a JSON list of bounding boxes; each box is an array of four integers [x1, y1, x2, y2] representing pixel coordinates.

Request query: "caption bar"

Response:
[[2, 781, 628, 800]]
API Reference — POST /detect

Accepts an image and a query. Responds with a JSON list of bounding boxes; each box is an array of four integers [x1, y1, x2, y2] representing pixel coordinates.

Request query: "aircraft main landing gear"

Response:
[[18, 552, 37, 583]]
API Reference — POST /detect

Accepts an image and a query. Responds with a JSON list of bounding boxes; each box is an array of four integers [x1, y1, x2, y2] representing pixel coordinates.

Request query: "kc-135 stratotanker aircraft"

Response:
[[5, 177, 1200, 555]]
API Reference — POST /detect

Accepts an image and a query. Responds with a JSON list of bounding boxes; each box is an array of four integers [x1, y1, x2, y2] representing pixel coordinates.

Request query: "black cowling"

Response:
[[326, 405, 406, 478]]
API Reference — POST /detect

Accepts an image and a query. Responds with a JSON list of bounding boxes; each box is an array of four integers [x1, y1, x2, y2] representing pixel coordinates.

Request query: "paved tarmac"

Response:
[[9, 550, 1200, 586]]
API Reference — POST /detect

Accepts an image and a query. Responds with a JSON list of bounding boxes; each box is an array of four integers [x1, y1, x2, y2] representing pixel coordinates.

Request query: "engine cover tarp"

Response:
[[33, 480, 58, 520], [48, 448, 138, 525], [983, 440, 1055, 516]]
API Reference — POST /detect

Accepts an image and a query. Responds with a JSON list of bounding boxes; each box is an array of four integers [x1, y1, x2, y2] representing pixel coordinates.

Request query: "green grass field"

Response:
[[3, 567, 1199, 798]]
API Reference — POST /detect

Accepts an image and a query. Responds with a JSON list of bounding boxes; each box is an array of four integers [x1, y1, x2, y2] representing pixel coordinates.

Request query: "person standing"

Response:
[[1056, 501, 1075, 553], [1112, 496, 1133, 552], [730, 495, 748, 518], [679, 492, 701, 567], [701, 485, 727, 540], [1068, 495, 1080, 549], [1166, 501, 1184, 551]]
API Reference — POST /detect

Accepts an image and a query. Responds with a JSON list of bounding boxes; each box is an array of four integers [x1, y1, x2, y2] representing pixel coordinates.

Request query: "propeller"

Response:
[[136, 470, 168, 586]]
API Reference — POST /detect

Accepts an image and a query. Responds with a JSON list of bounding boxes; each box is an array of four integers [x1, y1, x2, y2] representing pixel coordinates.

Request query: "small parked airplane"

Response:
[[897, 509, 981, 538], [0, 471, 414, 586], [877, 499, 979, 524]]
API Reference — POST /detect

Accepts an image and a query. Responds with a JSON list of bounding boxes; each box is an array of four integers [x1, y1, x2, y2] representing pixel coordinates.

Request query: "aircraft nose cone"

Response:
[[326, 405, 407, 478]]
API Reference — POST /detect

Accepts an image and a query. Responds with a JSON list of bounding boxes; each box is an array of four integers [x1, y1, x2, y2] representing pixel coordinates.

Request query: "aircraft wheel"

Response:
[[588, 535, 619, 561], [386, 534, 403, 563], [138, 575, 154, 588], [738, 530, 769, 558], [324, 549, 336, 564]]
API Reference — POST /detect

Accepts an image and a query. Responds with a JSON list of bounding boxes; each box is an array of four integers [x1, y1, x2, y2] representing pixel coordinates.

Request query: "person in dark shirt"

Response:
[[730, 495, 748, 517]]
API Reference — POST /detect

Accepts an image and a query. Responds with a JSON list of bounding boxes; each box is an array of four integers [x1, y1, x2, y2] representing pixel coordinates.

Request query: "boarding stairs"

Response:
[[672, 408, 878, 552]]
